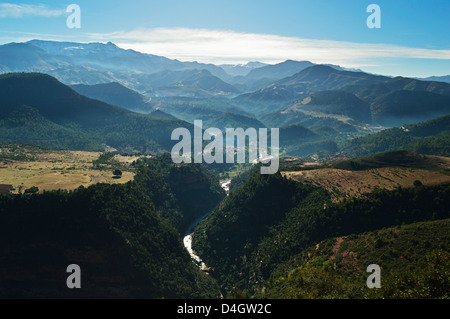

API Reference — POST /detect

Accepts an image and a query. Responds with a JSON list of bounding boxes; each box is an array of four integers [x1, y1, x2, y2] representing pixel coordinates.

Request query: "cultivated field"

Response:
[[0, 145, 148, 194]]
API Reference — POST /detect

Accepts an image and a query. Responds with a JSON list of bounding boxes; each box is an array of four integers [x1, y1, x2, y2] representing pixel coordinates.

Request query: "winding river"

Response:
[[183, 179, 231, 270]]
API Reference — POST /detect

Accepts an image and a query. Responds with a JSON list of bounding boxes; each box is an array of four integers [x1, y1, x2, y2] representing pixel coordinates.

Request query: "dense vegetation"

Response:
[[265, 219, 450, 299], [332, 150, 447, 171], [344, 114, 450, 158], [298, 90, 372, 123], [134, 153, 226, 233], [370, 90, 450, 126], [193, 167, 450, 296], [193, 172, 329, 292], [0, 154, 225, 298], [71, 82, 157, 114]]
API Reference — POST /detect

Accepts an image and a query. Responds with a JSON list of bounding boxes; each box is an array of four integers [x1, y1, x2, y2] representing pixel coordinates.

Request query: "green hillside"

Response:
[[71, 82, 157, 113], [283, 140, 338, 157], [176, 69, 240, 94], [371, 90, 450, 126], [192, 168, 450, 295], [298, 90, 372, 123], [0, 73, 190, 153], [279, 125, 319, 146], [134, 153, 226, 233], [0, 105, 100, 150], [149, 109, 178, 119], [344, 114, 450, 157], [265, 219, 450, 299], [239, 65, 450, 107]]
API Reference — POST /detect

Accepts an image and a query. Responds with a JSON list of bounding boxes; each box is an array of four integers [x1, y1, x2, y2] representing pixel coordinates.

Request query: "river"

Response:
[[183, 179, 231, 270]]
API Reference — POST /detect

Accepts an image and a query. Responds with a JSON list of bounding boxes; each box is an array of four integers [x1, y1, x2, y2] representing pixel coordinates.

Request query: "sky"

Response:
[[0, 0, 449, 77]]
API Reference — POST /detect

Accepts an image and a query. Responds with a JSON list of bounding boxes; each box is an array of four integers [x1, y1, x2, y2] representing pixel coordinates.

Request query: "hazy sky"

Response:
[[0, 0, 449, 77]]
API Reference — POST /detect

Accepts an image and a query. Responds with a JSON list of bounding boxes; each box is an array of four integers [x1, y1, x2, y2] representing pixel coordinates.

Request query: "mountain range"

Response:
[[1, 39, 450, 158], [240, 65, 450, 127], [419, 75, 450, 83], [0, 40, 362, 97]]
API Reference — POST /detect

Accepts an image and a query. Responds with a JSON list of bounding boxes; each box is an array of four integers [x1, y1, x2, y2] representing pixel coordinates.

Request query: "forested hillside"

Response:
[[0, 73, 190, 154], [193, 169, 450, 296], [344, 114, 450, 157], [265, 219, 450, 299], [0, 155, 224, 298], [134, 154, 226, 233]]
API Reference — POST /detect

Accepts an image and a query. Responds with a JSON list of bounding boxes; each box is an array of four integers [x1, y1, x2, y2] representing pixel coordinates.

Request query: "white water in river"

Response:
[[183, 179, 231, 270]]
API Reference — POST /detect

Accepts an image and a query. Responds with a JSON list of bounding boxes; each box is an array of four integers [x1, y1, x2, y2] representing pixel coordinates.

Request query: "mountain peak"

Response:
[[246, 60, 315, 80], [307, 64, 339, 72], [282, 59, 312, 64]]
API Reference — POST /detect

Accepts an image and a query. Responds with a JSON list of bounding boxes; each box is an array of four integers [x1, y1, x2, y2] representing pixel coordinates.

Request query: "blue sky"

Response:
[[0, 0, 449, 77]]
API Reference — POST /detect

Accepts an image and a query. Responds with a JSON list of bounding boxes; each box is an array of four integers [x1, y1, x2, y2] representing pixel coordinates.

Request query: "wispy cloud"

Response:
[[88, 27, 450, 68], [0, 3, 65, 18], [0, 25, 447, 76]]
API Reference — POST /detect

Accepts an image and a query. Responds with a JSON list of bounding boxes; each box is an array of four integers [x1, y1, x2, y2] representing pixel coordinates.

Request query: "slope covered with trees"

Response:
[[0, 154, 225, 298], [134, 153, 226, 233], [71, 82, 158, 113], [0, 73, 190, 154], [370, 90, 450, 126], [193, 167, 450, 296], [344, 114, 450, 157], [265, 220, 450, 299]]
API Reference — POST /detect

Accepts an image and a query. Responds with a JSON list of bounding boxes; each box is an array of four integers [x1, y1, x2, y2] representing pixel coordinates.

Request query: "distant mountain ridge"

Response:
[[0, 40, 235, 95], [146, 69, 241, 97], [238, 65, 450, 126], [219, 62, 269, 77], [0, 40, 350, 97], [238, 65, 450, 102], [245, 60, 315, 80], [419, 75, 450, 84], [27, 39, 230, 79], [235, 65, 388, 104]]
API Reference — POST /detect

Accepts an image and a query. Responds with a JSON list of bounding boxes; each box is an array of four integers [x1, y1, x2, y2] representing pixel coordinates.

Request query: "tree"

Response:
[[24, 186, 39, 194], [113, 169, 123, 179]]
